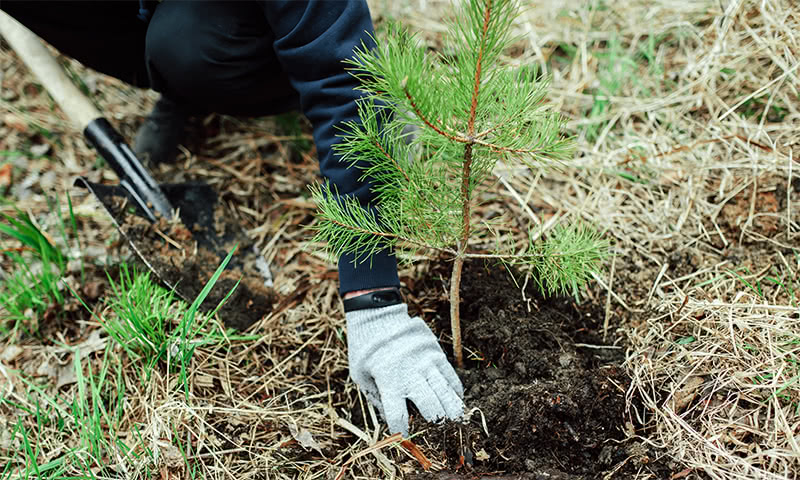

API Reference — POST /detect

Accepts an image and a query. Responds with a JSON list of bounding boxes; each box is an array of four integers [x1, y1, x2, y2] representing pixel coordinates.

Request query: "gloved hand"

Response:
[[346, 303, 464, 437]]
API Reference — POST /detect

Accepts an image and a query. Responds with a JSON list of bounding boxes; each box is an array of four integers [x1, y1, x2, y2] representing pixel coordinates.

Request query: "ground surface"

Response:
[[1, 1, 799, 480], [404, 260, 676, 479], [109, 187, 277, 330]]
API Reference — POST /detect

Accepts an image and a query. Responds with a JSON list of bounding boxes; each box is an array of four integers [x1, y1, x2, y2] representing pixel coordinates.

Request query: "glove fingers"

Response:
[[437, 360, 464, 398], [364, 389, 385, 418], [407, 381, 448, 424], [381, 390, 410, 438], [350, 369, 386, 419], [428, 370, 465, 420]]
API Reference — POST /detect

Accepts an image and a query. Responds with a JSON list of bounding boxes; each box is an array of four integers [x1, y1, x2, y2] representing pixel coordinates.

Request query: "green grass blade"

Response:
[[176, 245, 238, 399]]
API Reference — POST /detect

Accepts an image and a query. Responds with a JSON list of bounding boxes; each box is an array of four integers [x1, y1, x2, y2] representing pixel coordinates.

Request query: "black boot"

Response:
[[133, 96, 187, 165]]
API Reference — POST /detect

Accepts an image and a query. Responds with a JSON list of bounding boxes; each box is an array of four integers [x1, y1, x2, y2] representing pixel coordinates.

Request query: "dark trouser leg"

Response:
[[0, 1, 151, 88], [2, 0, 299, 115], [145, 0, 299, 117], [3, 0, 300, 163], [134, 0, 301, 163]]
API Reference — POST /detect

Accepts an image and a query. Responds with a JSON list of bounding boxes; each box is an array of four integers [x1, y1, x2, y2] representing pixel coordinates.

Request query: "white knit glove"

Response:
[[346, 303, 464, 437]]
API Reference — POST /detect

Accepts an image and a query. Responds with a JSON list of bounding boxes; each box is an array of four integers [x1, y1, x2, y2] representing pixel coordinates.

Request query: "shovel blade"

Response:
[[78, 178, 218, 227]]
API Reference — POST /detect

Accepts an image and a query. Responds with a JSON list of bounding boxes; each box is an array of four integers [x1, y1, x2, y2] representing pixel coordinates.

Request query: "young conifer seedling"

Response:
[[311, 0, 608, 368]]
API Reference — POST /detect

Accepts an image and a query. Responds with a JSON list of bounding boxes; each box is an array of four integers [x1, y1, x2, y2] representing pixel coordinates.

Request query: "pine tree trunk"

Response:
[[450, 140, 474, 369], [449, 0, 489, 369], [449, 253, 465, 368]]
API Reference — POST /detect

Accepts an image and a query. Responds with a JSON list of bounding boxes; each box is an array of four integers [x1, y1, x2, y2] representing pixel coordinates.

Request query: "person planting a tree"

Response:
[[0, 0, 464, 437]]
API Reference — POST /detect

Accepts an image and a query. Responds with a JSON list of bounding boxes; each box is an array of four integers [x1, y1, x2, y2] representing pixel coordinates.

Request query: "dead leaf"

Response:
[[195, 373, 214, 388], [36, 358, 57, 379], [287, 421, 323, 454], [671, 468, 694, 479], [0, 345, 23, 363], [401, 440, 432, 471], [81, 281, 105, 301], [159, 443, 184, 467], [56, 364, 77, 389], [29, 143, 50, 157], [475, 448, 490, 462], [0, 163, 11, 189], [671, 376, 704, 411], [74, 329, 107, 359]]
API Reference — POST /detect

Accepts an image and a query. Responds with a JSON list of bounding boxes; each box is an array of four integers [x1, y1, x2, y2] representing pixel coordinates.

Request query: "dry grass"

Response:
[[1, 0, 799, 479], [628, 294, 800, 480]]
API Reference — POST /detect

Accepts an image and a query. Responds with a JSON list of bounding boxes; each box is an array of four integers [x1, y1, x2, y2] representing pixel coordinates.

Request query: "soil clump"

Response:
[[105, 190, 275, 331], [406, 260, 675, 479]]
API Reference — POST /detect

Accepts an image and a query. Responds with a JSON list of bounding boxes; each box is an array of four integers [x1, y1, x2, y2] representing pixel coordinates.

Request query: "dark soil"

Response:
[[101, 186, 275, 331], [405, 260, 676, 479]]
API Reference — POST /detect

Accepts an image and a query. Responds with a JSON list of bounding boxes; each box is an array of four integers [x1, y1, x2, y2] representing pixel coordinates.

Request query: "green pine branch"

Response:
[[509, 223, 609, 299]]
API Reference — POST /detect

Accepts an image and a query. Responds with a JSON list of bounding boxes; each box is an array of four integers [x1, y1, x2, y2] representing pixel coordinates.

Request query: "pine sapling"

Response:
[[311, 0, 609, 368]]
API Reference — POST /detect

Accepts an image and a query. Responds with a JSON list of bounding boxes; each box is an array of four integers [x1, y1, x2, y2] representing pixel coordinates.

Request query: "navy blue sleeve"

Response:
[[258, 0, 399, 295]]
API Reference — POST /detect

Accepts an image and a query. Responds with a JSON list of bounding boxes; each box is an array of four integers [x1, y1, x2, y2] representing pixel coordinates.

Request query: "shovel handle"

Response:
[[84, 118, 174, 221], [0, 11, 175, 221], [0, 10, 99, 130]]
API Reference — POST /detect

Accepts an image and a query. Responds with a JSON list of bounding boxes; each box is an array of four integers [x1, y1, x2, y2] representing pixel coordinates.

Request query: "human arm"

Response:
[[257, 0, 397, 294], [258, 1, 464, 436]]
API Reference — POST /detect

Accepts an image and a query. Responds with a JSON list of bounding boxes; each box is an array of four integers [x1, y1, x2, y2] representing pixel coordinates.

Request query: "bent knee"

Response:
[[144, 4, 217, 100], [144, 1, 288, 113]]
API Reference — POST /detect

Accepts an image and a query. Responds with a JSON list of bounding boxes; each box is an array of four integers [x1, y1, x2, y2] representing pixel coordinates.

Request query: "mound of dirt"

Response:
[[102, 186, 275, 331], [407, 260, 676, 479]]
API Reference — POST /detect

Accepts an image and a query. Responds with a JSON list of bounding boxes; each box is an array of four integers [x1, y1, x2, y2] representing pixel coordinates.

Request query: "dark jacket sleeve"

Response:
[[258, 0, 399, 295]]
